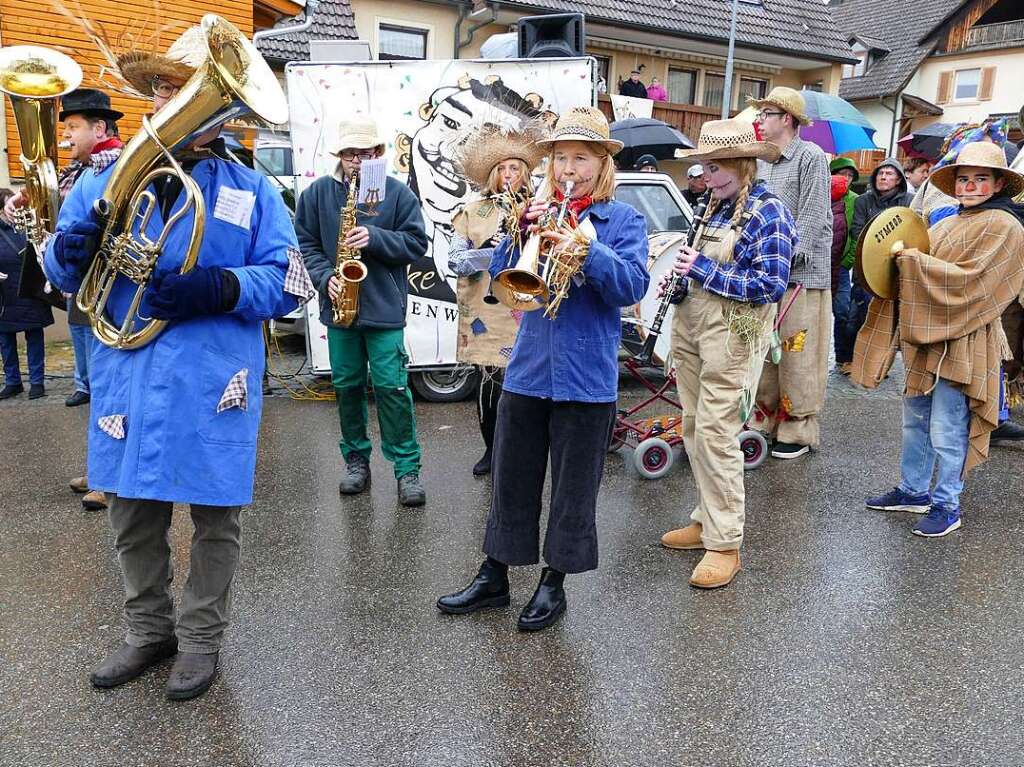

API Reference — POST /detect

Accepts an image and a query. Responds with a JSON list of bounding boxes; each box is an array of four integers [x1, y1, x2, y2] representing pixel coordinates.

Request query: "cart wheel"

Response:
[[634, 437, 674, 479], [739, 430, 768, 471]]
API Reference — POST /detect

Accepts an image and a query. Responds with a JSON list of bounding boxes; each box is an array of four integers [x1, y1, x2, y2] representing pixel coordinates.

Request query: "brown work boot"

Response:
[[69, 476, 88, 494], [689, 550, 741, 589], [660, 523, 704, 550], [82, 490, 107, 511]]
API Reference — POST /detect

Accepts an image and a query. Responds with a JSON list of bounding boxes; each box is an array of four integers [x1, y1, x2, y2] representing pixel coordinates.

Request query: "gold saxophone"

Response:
[[332, 169, 368, 327]]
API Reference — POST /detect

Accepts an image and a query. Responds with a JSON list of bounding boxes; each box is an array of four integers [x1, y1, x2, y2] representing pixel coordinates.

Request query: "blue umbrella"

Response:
[[797, 91, 878, 154]]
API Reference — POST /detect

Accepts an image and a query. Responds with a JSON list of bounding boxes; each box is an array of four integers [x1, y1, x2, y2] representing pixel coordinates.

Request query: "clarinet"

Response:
[[635, 191, 711, 367]]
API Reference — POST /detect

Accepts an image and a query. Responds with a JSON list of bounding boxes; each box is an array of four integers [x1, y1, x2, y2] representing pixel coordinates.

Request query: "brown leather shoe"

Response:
[[82, 490, 107, 511], [69, 476, 88, 494], [660, 523, 704, 550], [689, 550, 741, 589]]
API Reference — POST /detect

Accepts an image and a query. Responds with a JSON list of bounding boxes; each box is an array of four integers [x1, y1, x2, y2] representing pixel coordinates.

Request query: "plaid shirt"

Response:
[[56, 146, 123, 200], [758, 136, 832, 290], [688, 182, 796, 304]]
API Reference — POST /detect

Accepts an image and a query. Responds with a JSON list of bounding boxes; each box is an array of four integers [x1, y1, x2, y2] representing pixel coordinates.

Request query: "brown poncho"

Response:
[[852, 207, 1024, 474]]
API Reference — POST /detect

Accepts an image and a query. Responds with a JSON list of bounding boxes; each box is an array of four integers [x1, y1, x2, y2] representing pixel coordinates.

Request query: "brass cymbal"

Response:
[[854, 206, 929, 300]]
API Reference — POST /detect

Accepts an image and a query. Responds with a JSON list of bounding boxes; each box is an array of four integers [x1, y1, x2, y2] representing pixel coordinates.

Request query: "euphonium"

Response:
[[332, 168, 367, 327], [76, 14, 289, 350], [0, 46, 82, 251]]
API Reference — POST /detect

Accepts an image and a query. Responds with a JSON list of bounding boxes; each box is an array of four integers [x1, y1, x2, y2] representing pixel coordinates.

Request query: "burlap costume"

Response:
[[852, 207, 1024, 474]]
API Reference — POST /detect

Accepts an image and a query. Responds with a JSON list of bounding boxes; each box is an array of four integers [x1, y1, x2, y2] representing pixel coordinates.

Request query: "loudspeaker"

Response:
[[517, 13, 585, 58]]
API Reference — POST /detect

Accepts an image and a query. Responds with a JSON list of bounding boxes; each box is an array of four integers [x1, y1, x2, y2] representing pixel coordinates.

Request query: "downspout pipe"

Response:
[[253, 0, 321, 43], [879, 90, 901, 156], [456, 1, 498, 58]]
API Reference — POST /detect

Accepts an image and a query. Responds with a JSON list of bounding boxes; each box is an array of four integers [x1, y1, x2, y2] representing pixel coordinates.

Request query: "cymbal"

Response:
[[854, 206, 929, 300]]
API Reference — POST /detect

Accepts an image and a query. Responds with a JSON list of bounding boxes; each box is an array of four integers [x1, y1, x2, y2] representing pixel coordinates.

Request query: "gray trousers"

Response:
[[108, 495, 241, 654]]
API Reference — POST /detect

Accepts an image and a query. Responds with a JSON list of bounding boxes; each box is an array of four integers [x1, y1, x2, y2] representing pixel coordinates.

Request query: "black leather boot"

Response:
[[437, 558, 510, 614], [338, 454, 370, 495], [0, 383, 24, 400], [991, 420, 1024, 443], [89, 638, 178, 688], [166, 651, 219, 701], [517, 567, 567, 632], [472, 449, 492, 476]]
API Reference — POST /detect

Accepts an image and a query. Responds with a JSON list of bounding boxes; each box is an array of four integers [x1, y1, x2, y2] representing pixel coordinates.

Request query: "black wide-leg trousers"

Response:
[[483, 391, 615, 574]]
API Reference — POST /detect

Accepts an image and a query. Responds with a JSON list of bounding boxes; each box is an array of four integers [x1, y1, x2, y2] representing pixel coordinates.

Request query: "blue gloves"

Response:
[[53, 218, 101, 276], [147, 266, 238, 321]]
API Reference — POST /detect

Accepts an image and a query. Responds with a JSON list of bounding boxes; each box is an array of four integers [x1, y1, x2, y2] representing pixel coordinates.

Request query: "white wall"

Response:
[[913, 48, 1024, 125], [852, 98, 899, 155]]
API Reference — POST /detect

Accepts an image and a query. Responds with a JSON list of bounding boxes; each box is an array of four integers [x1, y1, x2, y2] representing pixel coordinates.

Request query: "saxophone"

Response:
[[332, 169, 368, 327]]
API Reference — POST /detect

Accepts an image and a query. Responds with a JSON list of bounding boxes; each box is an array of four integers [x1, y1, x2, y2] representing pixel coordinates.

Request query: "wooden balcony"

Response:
[[597, 95, 723, 142], [965, 20, 1024, 49]]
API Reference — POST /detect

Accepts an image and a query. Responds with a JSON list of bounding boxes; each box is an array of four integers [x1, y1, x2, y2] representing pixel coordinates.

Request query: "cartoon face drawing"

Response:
[[398, 78, 551, 304]]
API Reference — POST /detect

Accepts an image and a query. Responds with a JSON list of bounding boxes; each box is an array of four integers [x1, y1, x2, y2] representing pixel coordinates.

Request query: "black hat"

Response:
[[59, 88, 124, 122], [634, 153, 658, 171]]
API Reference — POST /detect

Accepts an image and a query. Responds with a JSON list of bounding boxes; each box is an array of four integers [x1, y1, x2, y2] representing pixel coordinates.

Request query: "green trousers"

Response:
[[327, 326, 421, 479]]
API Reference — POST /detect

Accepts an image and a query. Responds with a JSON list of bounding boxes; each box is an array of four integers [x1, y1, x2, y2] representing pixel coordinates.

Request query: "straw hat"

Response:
[[331, 118, 386, 156], [748, 86, 811, 127], [117, 26, 207, 97], [452, 120, 548, 191], [537, 106, 623, 154], [674, 119, 781, 164], [929, 140, 1024, 199]]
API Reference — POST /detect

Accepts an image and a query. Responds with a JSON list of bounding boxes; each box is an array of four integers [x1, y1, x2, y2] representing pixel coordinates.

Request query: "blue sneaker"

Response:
[[912, 505, 962, 538], [866, 487, 931, 514]]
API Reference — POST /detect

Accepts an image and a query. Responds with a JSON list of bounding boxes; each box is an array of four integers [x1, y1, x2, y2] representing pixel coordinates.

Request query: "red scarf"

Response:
[[92, 137, 124, 154], [554, 188, 593, 223]]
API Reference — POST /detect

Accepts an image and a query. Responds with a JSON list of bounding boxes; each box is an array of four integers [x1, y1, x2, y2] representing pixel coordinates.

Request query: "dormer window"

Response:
[[843, 44, 868, 78], [842, 37, 889, 79]]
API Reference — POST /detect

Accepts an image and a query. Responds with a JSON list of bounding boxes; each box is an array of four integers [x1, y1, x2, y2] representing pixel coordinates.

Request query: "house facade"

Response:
[[830, 0, 1024, 170]]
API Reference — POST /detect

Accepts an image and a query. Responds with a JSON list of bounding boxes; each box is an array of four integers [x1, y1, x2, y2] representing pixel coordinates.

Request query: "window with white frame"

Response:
[[667, 67, 697, 104], [592, 55, 611, 94], [378, 24, 428, 60], [954, 68, 981, 100], [842, 45, 868, 78]]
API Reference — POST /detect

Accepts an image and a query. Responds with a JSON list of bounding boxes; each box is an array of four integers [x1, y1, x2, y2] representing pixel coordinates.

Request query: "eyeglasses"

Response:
[[339, 150, 378, 161], [757, 109, 787, 121], [151, 77, 181, 98]]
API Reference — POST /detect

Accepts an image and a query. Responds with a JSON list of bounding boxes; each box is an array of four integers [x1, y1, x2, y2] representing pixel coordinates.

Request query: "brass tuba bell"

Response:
[[0, 45, 83, 250], [76, 14, 289, 350]]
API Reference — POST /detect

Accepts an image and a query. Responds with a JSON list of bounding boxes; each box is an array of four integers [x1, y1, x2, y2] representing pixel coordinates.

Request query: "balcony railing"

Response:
[[966, 20, 1024, 48]]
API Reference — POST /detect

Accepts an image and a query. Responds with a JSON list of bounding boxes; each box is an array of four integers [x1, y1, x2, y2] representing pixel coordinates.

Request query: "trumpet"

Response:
[[493, 180, 593, 319]]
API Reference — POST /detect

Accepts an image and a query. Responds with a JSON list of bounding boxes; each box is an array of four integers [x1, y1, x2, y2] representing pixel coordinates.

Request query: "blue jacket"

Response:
[[44, 158, 299, 506], [490, 199, 649, 403]]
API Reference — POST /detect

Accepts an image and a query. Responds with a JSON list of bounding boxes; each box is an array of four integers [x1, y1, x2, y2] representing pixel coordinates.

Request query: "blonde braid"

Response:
[[729, 183, 753, 231]]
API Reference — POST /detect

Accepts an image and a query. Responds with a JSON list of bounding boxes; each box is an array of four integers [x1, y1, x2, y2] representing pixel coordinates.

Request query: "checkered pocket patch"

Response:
[[97, 414, 127, 440], [284, 246, 316, 304], [217, 368, 249, 413]]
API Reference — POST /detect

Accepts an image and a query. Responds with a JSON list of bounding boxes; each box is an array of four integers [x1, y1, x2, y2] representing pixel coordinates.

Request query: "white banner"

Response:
[[286, 58, 595, 372], [610, 94, 653, 121]]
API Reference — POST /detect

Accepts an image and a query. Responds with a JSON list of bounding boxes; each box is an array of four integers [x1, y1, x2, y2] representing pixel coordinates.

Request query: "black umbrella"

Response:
[[897, 122, 959, 161], [610, 118, 695, 168]]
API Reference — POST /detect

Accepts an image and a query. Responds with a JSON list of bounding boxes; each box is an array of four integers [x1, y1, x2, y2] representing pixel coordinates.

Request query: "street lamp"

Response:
[[721, 0, 740, 120]]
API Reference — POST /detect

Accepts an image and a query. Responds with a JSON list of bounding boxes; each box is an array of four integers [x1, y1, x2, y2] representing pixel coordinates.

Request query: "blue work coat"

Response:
[[45, 159, 298, 506], [490, 199, 649, 403]]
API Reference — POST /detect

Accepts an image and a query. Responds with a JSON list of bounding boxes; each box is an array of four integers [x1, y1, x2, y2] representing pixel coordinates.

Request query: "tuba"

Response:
[[76, 14, 289, 349], [0, 46, 83, 251], [331, 168, 367, 327]]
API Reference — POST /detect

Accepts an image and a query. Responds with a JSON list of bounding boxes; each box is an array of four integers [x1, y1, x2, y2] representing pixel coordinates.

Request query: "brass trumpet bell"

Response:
[[0, 46, 82, 249], [854, 206, 930, 300], [494, 235, 550, 311]]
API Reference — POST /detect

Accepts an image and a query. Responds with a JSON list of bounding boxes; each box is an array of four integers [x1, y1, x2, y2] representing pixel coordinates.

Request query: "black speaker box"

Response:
[[517, 13, 585, 58]]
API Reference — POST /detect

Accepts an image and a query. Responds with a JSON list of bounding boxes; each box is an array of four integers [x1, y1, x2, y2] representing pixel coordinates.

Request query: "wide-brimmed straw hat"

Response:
[[452, 120, 548, 191], [331, 118, 386, 156], [117, 25, 206, 97], [748, 86, 811, 127], [675, 119, 781, 164], [537, 106, 623, 154], [930, 140, 1024, 199]]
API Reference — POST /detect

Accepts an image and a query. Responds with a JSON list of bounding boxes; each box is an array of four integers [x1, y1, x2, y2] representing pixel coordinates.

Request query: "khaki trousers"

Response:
[[755, 286, 832, 447], [672, 290, 776, 551]]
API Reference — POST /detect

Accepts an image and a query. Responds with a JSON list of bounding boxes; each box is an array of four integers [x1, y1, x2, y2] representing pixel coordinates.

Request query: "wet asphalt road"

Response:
[[2, 370, 1023, 767]]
